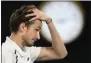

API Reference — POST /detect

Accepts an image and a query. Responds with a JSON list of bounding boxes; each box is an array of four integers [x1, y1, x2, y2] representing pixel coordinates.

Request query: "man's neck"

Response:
[[10, 33, 24, 49]]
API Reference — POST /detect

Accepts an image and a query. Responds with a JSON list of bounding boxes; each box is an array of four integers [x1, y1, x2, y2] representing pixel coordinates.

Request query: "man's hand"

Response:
[[25, 7, 51, 22]]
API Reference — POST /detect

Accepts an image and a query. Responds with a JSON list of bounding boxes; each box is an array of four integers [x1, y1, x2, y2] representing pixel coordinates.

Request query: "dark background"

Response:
[[1, 1, 91, 63]]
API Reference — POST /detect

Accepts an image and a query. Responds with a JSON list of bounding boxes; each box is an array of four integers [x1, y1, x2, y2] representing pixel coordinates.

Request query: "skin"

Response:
[[22, 20, 42, 47], [10, 7, 68, 61], [10, 20, 42, 48]]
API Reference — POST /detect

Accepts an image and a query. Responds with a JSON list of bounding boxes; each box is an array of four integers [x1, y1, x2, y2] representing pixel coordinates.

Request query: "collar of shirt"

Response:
[[5, 37, 26, 57]]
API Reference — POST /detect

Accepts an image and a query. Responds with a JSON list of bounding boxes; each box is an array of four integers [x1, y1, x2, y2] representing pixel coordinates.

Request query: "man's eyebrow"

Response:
[[37, 26, 41, 30]]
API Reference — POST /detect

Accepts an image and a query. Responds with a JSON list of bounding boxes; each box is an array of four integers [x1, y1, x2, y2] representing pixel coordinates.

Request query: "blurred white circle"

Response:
[[40, 2, 84, 44]]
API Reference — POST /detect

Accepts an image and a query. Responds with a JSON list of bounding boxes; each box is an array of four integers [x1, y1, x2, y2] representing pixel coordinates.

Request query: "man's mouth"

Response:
[[32, 39, 37, 42]]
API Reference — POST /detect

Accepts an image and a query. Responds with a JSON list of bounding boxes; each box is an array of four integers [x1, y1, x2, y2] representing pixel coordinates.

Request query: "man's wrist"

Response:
[[46, 18, 52, 24]]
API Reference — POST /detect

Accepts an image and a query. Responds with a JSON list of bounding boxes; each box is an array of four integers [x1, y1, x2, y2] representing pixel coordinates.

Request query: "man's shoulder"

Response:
[[2, 42, 15, 54], [24, 46, 40, 50], [24, 46, 41, 52]]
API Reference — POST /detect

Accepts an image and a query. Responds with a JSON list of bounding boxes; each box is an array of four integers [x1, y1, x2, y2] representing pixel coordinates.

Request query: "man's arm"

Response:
[[37, 19, 67, 61], [26, 7, 68, 61]]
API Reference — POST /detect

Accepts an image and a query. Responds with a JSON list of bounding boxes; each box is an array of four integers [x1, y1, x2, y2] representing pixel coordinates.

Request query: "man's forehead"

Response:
[[35, 20, 42, 28]]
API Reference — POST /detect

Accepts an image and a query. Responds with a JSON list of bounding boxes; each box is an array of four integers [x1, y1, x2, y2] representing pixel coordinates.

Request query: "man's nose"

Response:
[[36, 32, 40, 40]]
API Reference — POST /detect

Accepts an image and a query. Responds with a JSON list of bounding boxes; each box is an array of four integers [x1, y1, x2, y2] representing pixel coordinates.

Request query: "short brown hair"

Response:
[[9, 5, 36, 33]]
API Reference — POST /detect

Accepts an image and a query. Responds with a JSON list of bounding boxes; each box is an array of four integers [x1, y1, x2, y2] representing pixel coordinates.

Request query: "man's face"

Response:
[[22, 20, 42, 47]]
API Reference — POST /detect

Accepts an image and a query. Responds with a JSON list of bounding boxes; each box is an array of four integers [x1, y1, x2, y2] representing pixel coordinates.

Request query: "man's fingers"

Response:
[[25, 13, 36, 17], [29, 16, 38, 22], [27, 5, 36, 12], [27, 9, 33, 12]]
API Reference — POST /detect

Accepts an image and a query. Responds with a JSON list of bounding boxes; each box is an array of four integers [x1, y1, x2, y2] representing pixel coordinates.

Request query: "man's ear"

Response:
[[19, 23, 27, 32]]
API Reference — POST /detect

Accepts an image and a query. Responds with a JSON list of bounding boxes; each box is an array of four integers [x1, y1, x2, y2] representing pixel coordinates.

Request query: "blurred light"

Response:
[[40, 2, 84, 44]]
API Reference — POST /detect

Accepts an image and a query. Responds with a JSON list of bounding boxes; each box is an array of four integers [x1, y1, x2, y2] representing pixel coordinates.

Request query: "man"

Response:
[[2, 5, 67, 63]]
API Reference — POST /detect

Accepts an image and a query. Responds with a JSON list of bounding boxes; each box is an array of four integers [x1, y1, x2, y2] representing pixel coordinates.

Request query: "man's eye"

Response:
[[35, 29, 39, 31]]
